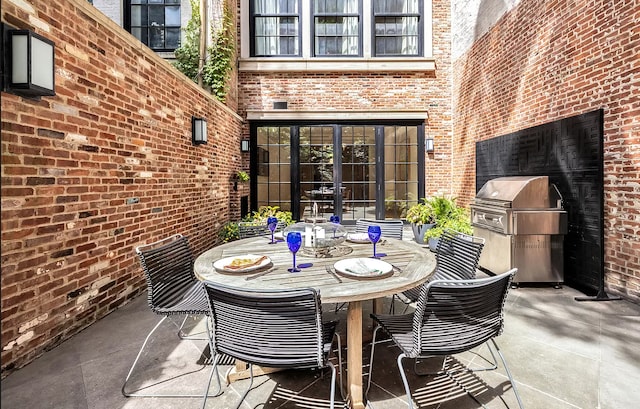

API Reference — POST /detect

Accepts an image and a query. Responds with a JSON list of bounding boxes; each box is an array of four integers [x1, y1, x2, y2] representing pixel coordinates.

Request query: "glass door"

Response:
[[340, 126, 377, 223], [252, 123, 423, 223], [299, 126, 335, 219]]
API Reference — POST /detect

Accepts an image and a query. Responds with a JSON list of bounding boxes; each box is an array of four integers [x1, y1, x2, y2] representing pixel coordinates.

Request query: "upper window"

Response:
[[373, 0, 421, 56], [251, 0, 300, 56], [313, 0, 361, 57], [126, 0, 181, 52]]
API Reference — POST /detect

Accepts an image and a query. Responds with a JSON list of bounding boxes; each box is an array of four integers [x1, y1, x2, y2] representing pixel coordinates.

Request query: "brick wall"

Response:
[[452, 0, 639, 301], [237, 0, 454, 197], [1, 0, 243, 376]]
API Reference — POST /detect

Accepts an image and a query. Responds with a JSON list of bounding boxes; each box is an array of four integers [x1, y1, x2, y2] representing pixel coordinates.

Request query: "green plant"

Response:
[[246, 206, 294, 226], [173, 0, 235, 102], [202, 2, 235, 102], [424, 196, 472, 240], [236, 170, 249, 182], [405, 198, 436, 225], [220, 221, 239, 243], [173, 0, 200, 82]]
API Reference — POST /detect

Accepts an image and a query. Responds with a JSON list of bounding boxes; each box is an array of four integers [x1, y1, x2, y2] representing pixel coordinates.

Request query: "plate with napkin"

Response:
[[333, 258, 393, 280], [213, 254, 272, 273]]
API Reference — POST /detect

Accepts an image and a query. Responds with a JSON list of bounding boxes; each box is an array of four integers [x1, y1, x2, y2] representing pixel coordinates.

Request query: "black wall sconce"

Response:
[[2, 24, 56, 99], [191, 116, 207, 145], [240, 139, 250, 152], [425, 137, 435, 153]]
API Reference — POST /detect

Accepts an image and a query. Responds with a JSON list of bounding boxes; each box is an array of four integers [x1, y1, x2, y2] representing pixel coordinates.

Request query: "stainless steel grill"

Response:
[[471, 176, 567, 285]]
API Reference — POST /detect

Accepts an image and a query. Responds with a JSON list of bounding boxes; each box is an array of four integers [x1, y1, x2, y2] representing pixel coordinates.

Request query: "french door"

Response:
[[251, 123, 424, 223]]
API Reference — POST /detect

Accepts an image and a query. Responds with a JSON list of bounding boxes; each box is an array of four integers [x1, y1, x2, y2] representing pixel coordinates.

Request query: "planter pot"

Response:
[[428, 237, 439, 252], [411, 223, 435, 244]]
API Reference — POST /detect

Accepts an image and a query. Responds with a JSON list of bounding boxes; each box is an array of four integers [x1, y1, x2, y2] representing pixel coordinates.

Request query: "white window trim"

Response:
[[239, 0, 435, 72]]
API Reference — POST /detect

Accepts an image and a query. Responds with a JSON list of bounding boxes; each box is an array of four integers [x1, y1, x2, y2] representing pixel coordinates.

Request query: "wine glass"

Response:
[[287, 232, 302, 272], [267, 216, 278, 244], [367, 225, 382, 258]]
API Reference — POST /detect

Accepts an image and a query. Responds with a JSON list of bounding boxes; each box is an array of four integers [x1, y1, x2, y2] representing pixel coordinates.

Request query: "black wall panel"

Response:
[[475, 109, 603, 294]]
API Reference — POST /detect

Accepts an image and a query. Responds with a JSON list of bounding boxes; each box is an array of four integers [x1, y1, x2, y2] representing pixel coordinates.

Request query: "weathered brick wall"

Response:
[[1, 0, 243, 376], [452, 0, 639, 301], [237, 0, 453, 197]]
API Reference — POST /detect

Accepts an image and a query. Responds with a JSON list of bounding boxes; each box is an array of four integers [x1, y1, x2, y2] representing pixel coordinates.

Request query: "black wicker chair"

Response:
[[391, 229, 485, 313], [355, 218, 404, 240], [367, 269, 524, 409], [237, 221, 286, 239], [201, 282, 343, 409], [122, 234, 220, 398]]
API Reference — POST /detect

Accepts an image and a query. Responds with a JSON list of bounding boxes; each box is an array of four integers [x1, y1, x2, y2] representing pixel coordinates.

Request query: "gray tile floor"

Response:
[[2, 278, 640, 409]]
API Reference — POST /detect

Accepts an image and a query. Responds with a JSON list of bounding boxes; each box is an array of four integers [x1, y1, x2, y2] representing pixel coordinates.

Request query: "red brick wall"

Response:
[[237, 0, 454, 197], [453, 0, 639, 301], [1, 0, 243, 376]]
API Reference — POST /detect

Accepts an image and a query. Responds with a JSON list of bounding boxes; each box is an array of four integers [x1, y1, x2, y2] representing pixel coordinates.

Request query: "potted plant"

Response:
[[406, 198, 437, 244], [424, 196, 473, 250], [233, 170, 250, 191]]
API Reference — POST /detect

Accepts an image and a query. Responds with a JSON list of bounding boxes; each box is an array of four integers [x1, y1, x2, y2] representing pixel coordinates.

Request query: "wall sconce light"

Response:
[[240, 139, 250, 152], [2, 24, 56, 98], [425, 137, 435, 153], [191, 116, 207, 145]]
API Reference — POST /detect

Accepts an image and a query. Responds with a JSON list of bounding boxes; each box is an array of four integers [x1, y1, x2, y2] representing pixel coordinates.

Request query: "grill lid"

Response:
[[475, 176, 557, 209]]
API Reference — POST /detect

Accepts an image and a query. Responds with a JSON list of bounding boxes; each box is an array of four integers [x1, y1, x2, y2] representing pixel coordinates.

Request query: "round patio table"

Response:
[[194, 235, 436, 409]]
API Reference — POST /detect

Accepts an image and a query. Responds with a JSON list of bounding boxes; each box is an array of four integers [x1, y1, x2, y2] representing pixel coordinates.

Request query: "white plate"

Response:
[[273, 231, 285, 241], [346, 233, 371, 243], [334, 258, 393, 280], [213, 254, 272, 273]]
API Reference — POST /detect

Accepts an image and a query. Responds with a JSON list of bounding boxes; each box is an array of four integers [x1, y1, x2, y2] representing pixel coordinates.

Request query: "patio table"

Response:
[[194, 235, 436, 409]]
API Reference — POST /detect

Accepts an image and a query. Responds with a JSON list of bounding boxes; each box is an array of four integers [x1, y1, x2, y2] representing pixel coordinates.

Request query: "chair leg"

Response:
[[327, 362, 337, 409], [231, 363, 255, 409], [123, 315, 220, 398], [177, 315, 208, 341], [396, 353, 414, 409], [491, 339, 525, 409], [334, 333, 346, 400], [365, 325, 382, 397]]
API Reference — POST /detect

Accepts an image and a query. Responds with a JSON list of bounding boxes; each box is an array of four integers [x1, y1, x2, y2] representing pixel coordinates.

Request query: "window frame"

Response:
[[124, 0, 182, 52], [311, 0, 363, 57], [372, 0, 423, 57], [250, 0, 302, 57]]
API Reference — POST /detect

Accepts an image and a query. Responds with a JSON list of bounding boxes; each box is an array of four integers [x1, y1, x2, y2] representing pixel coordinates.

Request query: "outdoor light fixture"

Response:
[[425, 137, 435, 153], [240, 139, 250, 152], [2, 25, 56, 98], [191, 116, 207, 145]]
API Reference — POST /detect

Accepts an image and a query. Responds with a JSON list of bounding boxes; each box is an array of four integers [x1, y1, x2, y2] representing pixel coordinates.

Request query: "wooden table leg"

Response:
[[347, 301, 365, 409]]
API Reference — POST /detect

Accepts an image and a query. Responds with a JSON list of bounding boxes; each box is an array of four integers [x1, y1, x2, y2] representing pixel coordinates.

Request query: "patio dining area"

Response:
[[2, 249, 639, 409]]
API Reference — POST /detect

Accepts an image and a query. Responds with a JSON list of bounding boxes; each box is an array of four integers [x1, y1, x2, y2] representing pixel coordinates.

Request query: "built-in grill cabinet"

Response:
[[471, 176, 567, 286]]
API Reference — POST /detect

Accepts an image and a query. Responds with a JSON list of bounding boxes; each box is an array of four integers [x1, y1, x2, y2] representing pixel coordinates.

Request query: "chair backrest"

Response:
[[237, 221, 286, 239], [411, 269, 516, 358], [432, 229, 485, 281], [135, 234, 196, 313], [203, 282, 326, 369], [355, 218, 404, 240]]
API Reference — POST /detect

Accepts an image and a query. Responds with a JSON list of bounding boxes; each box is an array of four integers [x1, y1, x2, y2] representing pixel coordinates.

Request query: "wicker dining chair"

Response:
[[355, 218, 404, 240], [201, 282, 343, 409], [367, 269, 524, 409], [122, 234, 221, 398], [237, 221, 286, 239], [391, 229, 485, 313]]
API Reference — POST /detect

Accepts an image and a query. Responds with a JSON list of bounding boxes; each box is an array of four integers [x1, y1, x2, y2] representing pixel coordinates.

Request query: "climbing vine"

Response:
[[203, 2, 235, 102], [173, 0, 235, 103]]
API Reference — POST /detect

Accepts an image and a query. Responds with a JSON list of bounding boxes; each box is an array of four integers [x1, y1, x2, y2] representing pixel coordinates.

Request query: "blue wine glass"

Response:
[[367, 225, 382, 258], [267, 216, 278, 244], [287, 232, 302, 272]]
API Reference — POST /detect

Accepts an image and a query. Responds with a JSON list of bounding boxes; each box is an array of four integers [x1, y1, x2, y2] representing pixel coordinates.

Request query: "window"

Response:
[[373, 0, 421, 56], [251, 0, 300, 56], [313, 0, 361, 57], [126, 0, 181, 52]]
